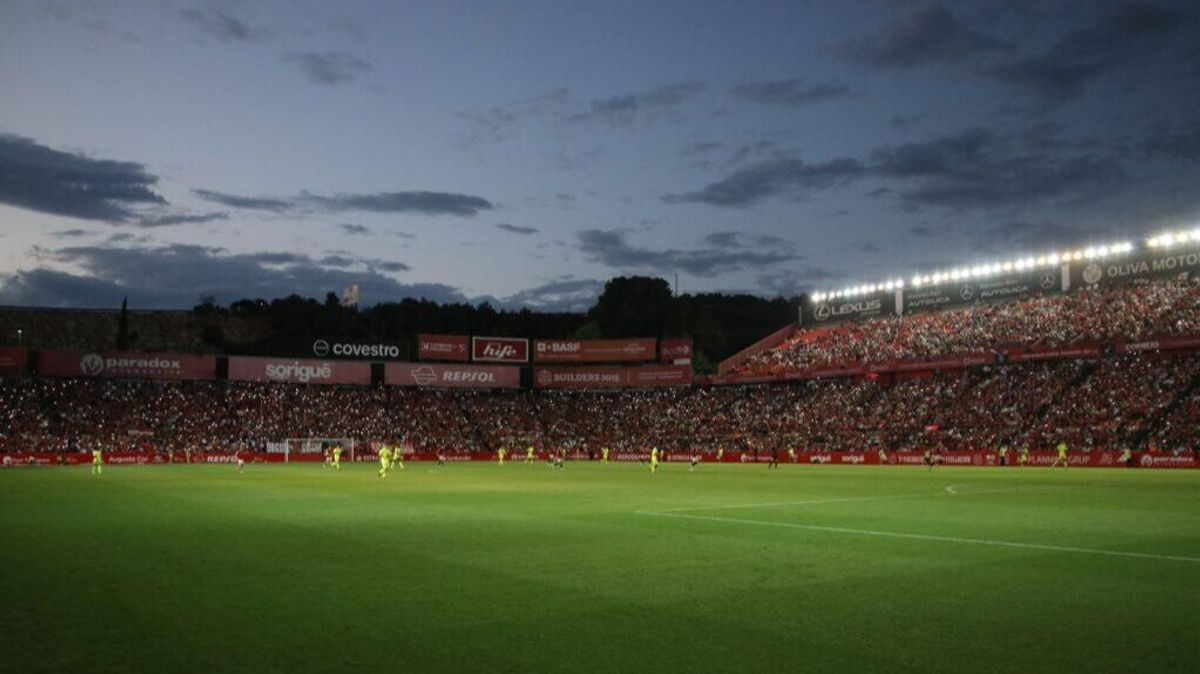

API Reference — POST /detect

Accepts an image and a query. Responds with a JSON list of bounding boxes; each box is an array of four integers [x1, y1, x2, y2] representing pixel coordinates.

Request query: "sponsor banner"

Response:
[[472, 336, 529, 363], [0, 347, 28, 376], [311, 339, 404, 360], [1005, 343, 1101, 363], [900, 268, 1062, 315], [534, 337, 657, 363], [417, 334, 469, 362], [533, 364, 692, 389], [1072, 249, 1200, 288], [37, 350, 216, 380], [227, 356, 371, 385], [888, 353, 996, 372], [385, 362, 520, 389], [1118, 335, 1200, 354], [803, 293, 897, 325], [659, 337, 694, 363]]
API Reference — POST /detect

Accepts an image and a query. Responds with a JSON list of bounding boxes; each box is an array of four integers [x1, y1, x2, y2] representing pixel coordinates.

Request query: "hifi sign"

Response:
[[471, 336, 529, 363], [311, 339, 404, 360], [417, 334, 469, 362], [385, 363, 519, 389], [38, 350, 216, 380], [533, 338, 656, 363]]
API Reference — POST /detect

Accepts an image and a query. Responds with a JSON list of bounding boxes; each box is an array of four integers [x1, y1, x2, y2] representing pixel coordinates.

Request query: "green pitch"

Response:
[[2, 462, 1198, 673]]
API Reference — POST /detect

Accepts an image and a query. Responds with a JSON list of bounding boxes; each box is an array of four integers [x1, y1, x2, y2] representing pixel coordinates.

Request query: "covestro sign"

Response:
[[312, 339, 403, 359]]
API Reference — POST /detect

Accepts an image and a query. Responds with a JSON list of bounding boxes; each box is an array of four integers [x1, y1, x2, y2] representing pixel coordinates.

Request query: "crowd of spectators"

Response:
[[734, 277, 1200, 375], [2, 351, 1196, 457]]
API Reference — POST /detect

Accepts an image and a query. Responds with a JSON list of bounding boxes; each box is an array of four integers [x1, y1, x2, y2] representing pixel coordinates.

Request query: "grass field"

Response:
[[2, 461, 1198, 673]]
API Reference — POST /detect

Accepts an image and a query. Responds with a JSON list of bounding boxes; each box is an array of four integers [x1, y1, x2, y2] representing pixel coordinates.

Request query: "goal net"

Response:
[[279, 437, 357, 464]]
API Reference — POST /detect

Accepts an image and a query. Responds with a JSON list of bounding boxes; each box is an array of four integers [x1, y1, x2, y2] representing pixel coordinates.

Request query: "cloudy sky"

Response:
[[2, 0, 1199, 311]]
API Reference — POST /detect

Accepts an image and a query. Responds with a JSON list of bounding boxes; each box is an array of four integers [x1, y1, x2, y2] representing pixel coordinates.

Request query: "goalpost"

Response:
[[279, 438, 357, 464]]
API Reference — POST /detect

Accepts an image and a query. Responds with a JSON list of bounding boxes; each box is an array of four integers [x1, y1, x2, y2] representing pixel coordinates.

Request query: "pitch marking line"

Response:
[[634, 511, 1200, 564], [653, 487, 1016, 514]]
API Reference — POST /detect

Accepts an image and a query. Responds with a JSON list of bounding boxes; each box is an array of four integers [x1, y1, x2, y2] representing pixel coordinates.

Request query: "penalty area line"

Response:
[[634, 511, 1200, 564]]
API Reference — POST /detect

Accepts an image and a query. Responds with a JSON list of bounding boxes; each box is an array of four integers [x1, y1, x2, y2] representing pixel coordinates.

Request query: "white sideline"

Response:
[[634, 510, 1200, 564], [652, 487, 1016, 513]]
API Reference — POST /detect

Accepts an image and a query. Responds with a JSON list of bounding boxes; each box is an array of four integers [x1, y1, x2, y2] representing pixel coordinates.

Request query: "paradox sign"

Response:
[[311, 339, 403, 360]]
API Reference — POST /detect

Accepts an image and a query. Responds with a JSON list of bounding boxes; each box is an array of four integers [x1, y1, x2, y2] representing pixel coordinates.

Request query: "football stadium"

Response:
[[3, 235, 1200, 672], [4, 2, 1200, 672]]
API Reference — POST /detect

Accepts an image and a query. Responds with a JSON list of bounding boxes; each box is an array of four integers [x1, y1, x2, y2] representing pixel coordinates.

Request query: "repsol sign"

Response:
[[312, 339, 403, 360]]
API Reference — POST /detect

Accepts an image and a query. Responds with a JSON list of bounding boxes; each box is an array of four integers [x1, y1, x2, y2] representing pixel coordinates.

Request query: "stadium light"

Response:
[[810, 235, 1139, 300]]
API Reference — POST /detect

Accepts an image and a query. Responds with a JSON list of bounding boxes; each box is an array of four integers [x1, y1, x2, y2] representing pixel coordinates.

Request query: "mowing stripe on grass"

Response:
[[635, 511, 1200, 564]]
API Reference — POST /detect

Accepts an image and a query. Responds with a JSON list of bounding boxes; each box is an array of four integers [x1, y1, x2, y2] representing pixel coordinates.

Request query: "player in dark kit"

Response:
[[768, 445, 779, 469]]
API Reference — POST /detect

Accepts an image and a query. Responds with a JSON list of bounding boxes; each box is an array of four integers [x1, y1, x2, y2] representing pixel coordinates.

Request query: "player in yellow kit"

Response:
[[378, 446, 391, 479], [392, 442, 404, 470], [716, 447, 724, 462], [1051, 441, 1069, 469], [525, 445, 535, 465], [1019, 445, 1030, 467], [91, 446, 103, 475], [497, 447, 507, 467], [650, 447, 659, 473], [332, 445, 343, 471], [787, 447, 797, 463], [601, 447, 610, 465]]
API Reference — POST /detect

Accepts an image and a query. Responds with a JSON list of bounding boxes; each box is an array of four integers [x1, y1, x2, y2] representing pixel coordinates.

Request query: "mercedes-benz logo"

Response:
[[1041, 272, 1058, 289], [312, 339, 330, 357], [959, 285, 975, 300]]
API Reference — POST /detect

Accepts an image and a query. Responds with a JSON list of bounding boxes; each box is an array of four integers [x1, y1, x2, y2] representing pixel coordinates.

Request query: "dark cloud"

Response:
[[338, 223, 371, 235], [835, 4, 1010, 68], [0, 133, 165, 222], [192, 189, 292, 212], [50, 229, 95, 238], [850, 241, 882, 253], [456, 88, 572, 146], [664, 157, 865, 207], [496, 223, 539, 235], [983, 4, 1183, 102], [731, 79, 849, 106], [483, 278, 605, 312], [703, 231, 741, 248], [757, 267, 848, 298], [193, 188, 493, 216], [577, 229, 799, 275], [284, 51, 372, 86], [0, 244, 449, 309], [870, 126, 1124, 210], [570, 81, 705, 125], [304, 191, 493, 216], [132, 211, 228, 228], [179, 6, 267, 42], [1144, 120, 1200, 161]]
